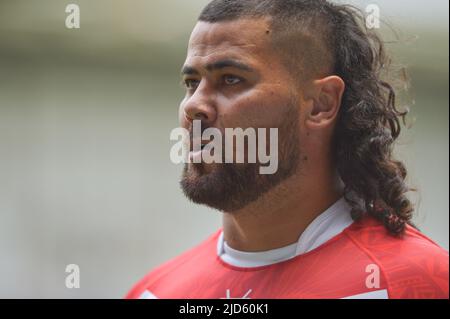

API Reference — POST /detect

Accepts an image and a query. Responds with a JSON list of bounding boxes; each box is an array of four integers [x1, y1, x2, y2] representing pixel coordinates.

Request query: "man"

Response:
[[127, 0, 448, 299]]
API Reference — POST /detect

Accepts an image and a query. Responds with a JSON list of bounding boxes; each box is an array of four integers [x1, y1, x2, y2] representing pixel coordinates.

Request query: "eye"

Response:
[[183, 78, 200, 90], [223, 75, 243, 85]]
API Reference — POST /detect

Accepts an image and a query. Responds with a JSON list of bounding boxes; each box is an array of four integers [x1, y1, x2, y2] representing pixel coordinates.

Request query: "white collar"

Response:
[[217, 197, 354, 268]]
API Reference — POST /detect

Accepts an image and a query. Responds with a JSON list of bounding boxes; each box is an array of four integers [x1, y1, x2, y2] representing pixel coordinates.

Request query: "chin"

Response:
[[180, 162, 267, 212]]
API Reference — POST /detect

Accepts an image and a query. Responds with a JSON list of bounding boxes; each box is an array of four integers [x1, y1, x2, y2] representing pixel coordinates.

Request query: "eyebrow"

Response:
[[181, 59, 254, 75]]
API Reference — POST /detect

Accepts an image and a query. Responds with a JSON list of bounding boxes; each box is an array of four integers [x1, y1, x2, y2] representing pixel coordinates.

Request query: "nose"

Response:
[[182, 86, 217, 126]]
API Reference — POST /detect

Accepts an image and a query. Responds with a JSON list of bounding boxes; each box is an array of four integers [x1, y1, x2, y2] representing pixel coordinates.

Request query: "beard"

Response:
[[180, 101, 300, 212]]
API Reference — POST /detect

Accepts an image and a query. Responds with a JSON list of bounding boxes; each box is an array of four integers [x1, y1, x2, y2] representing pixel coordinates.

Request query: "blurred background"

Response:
[[0, 0, 448, 298]]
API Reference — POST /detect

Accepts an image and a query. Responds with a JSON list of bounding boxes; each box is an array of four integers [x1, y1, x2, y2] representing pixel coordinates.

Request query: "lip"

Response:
[[189, 140, 212, 163], [190, 139, 211, 152], [189, 149, 204, 163]]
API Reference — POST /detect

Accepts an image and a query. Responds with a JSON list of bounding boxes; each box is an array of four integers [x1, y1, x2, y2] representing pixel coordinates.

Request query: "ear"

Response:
[[305, 76, 345, 130]]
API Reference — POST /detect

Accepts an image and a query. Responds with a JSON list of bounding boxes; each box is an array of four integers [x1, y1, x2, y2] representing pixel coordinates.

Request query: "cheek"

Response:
[[218, 88, 294, 129]]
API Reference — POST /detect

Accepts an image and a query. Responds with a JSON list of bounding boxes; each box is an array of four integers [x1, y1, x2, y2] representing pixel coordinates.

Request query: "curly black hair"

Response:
[[199, 0, 414, 235]]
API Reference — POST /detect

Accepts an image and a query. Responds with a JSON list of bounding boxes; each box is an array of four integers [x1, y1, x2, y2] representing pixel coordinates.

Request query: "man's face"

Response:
[[179, 18, 302, 212]]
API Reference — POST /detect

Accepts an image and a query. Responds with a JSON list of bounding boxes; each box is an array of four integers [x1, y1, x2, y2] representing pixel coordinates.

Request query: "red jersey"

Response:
[[126, 213, 448, 299]]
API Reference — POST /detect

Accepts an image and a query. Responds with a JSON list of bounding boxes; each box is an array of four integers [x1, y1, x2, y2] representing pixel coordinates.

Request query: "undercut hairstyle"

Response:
[[199, 0, 414, 236]]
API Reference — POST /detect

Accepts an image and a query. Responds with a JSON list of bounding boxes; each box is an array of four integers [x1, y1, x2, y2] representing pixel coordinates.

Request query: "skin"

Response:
[[179, 18, 346, 252]]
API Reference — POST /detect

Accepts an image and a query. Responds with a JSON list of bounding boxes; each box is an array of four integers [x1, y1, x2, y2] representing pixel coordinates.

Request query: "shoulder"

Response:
[[125, 229, 221, 299], [344, 216, 449, 298]]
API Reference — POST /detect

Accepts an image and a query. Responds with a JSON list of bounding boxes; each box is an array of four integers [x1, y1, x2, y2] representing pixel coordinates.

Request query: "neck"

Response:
[[222, 165, 344, 252]]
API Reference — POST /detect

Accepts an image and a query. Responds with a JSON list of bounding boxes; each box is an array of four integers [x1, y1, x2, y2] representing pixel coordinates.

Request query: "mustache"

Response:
[[187, 122, 222, 141]]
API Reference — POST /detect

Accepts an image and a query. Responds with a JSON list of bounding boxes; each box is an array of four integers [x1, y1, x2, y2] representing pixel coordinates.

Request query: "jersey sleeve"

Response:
[[345, 220, 449, 299]]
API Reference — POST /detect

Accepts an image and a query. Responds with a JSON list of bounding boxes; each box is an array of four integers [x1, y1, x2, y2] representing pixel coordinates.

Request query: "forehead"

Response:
[[186, 18, 276, 65]]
